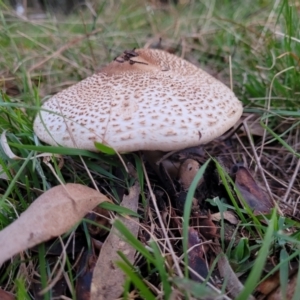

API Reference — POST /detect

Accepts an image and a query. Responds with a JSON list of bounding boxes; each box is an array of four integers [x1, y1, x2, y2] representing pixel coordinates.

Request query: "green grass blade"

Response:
[[183, 159, 210, 277], [236, 210, 276, 300], [116, 261, 156, 300], [99, 202, 141, 218]]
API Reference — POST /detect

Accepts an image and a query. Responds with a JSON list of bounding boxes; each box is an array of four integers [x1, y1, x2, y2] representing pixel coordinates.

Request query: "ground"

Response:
[[1, 0, 300, 299]]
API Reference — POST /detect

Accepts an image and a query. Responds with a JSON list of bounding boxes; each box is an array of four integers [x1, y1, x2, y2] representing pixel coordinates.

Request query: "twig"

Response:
[[141, 158, 183, 277]]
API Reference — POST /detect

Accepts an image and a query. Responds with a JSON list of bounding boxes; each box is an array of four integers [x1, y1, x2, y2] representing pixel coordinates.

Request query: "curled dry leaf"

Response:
[[233, 165, 273, 214], [43, 154, 64, 170], [197, 215, 218, 240], [256, 263, 298, 297], [76, 250, 97, 300], [0, 184, 110, 266], [143, 150, 179, 189], [0, 72, 20, 97], [211, 211, 239, 225], [0, 165, 9, 180], [1, 130, 63, 169], [91, 182, 140, 300], [218, 251, 255, 300], [160, 159, 180, 180], [256, 270, 283, 296], [266, 270, 298, 300], [170, 145, 205, 161], [188, 227, 209, 282], [1, 131, 22, 160], [86, 206, 111, 237], [241, 114, 265, 137], [0, 288, 15, 300]]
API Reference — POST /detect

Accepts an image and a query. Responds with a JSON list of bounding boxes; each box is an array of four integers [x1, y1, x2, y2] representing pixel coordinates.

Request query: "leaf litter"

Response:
[[91, 182, 140, 300], [1, 2, 300, 298], [0, 184, 110, 267], [1, 122, 296, 298]]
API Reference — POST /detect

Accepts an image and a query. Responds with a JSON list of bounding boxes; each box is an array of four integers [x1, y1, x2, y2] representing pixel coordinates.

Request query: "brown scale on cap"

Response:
[[34, 48, 243, 152]]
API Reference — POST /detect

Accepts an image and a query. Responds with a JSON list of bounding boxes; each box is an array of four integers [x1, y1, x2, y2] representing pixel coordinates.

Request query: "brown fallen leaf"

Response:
[[86, 206, 111, 237], [0, 165, 9, 180], [76, 250, 97, 300], [241, 114, 265, 137], [197, 215, 218, 241], [91, 182, 140, 300], [188, 227, 209, 282], [266, 270, 298, 300], [31, 270, 68, 300], [1, 131, 23, 160], [0, 72, 20, 97], [233, 165, 273, 214], [218, 251, 255, 300], [0, 289, 15, 300], [256, 263, 298, 296], [256, 271, 281, 296], [143, 150, 178, 196], [0, 184, 110, 266], [211, 211, 239, 225], [170, 145, 205, 161], [143, 150, 180, 181]]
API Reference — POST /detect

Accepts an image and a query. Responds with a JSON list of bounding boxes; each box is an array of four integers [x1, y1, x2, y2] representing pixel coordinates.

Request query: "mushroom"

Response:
[[34, 48, 243, 152], [178, 159, 202, 190]]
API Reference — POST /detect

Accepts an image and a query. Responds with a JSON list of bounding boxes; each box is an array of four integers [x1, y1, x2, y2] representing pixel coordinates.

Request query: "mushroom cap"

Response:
[[33, 48, 243, 152]]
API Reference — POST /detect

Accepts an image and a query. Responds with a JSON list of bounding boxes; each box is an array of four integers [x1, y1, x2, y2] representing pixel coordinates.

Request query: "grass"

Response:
[[1, 0, 300, 299]]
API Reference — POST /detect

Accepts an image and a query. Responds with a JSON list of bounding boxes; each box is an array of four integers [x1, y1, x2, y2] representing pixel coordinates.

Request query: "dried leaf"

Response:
[[257, 270, 281, 295], [31, 268, 68, 300], [76, 250, 97, 300], [91, 182, 140, 300], [188, 227, 209, 282], [1, 131, 22, 160], [0, 184, 110, 266], [0, 165, 9, 180], [86, 206, 111, 237], [158, 160, 178, 195], [0, 130, 63, 163], [143, 150, 178, 194], [257, 264, 298, 296], [197, 215, 218, 240], [42, 154, 64, 170], [211, 211, 239, 225], [233, 165, 273, 214], [266, 271, 298, 300], [0, 289, 15, 300], [170, 146, 205, 161], [218, 251, 255, 300], [241, 114, 265, 137], [0, 76, 20, 96]]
